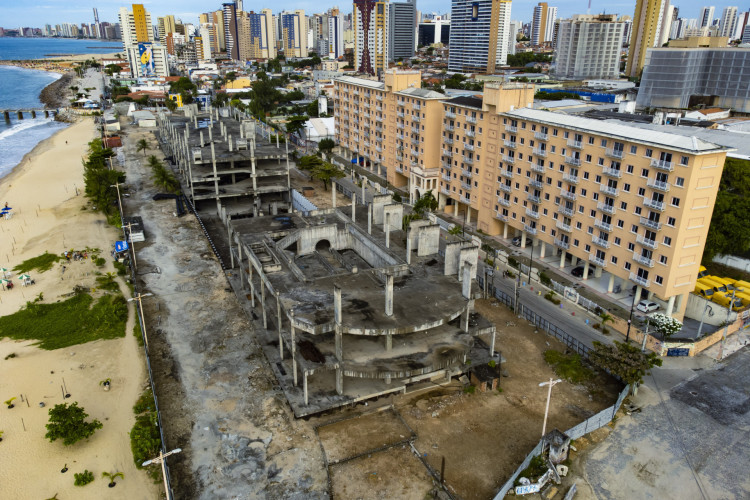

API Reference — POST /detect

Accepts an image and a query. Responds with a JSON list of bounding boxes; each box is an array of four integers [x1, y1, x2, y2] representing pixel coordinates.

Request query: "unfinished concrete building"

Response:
[[225, 193, 498, 416], [157, 105, 292, 218]]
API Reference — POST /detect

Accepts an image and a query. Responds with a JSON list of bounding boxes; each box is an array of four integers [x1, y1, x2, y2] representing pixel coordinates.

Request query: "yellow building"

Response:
[[626, 0, 672, 77], [334, 71, 730, 320], [353, 0, 388, 76], [668, 36, 729, 48]]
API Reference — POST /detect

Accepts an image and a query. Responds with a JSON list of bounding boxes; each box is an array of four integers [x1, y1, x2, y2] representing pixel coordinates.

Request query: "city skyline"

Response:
[[3, 1, 745, 30]]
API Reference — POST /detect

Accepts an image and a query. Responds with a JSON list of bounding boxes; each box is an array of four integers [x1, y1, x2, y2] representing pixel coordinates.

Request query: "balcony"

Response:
[[363, 141, 370, 147], [527, 193, 541, 204], [503, 155, 515, 164], [375, 115, 384, 123], [589, 254, 607, 268], [441, 187, 452, 196], [376, 146, 382, 152], [462, 169, 473, 178], [643, 198, 665, 211], [463, 143, 475, 151], [463, 156, 474, 165], [567, 139, 583, 149], [444, 137, 454, 145], [558, 206, 575, 217], [562, 173, 579, 184], [501, 169, 513, 179], [565, 156, 581, 166], [561, 190, 577, 201], [594, 219, 612, 232], [602, 167, 622, 178], [651, 159, 674, 171], [592, 237, 610, 249], [442, 149, 453, 158], [533, 148, 547, 158], [375, 126, 383, 133], [524, 224, 537, 235], [467, 116, 477, 124], [531, 163, 545, 173], [496, 212, 509, 222], [534, 131, 549, 141], [396, 133, 405, 140], [465, 130, 476, 138], [606, 148, 624, 159], [504, 140, 517, 149], [525, 208, 540, 220], [647, 179, 670, 192], [444, 124, 455, 132], [395, 166, 404, 174], [411, 161, 420, 169], [397, 111, 405, 118], [530, 179, 544, 189], [597, 202, 615, 214], [412, 103, 421, 111], [633, 252, 655, 268], [556, 221, 572, 233], [412, 115, 421, 123], [442, 173, 452, 182], [636, 234, 658, 250], [411, 149, 420, 156], [445, 111, 456, 119], [639, 217, 662, 231], [396, 123, 405, 130], [499, 183, 512, 193], [498, 197, 511, 207], [375, 95, 383, 101], [411, 138, 420, 146], [461, 182, 472, 191], [352, 90, 359, 96], [554, 238, 570, 250], [505, 124, 517, 133], [396, 154, 404, 162], [629, 272, 651, 288], [443, 160, 453, 169], [411, 126, 420, 134], [363, 111, 371, 118], [599, 184, 619, 196]]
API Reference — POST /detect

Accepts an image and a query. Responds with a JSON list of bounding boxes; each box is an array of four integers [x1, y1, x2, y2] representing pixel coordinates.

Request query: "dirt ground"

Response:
[[310, 298, 622, 500], [289, 163, 350, 209]]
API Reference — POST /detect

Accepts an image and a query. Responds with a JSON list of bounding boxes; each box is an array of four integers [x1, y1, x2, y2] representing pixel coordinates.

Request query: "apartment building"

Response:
[[626, 0, 672, 77], [353, 0, 389, 76], [280, 10, 308, 58], [448, 0, 513, 73], [334, 73, 729, 320], [554, 14, 625, 80], [531, 2, 557, 46]]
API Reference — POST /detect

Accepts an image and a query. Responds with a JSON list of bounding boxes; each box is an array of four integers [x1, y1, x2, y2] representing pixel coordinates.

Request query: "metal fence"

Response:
[[493, 384, 630, 499], [549, 279, 605, 314]]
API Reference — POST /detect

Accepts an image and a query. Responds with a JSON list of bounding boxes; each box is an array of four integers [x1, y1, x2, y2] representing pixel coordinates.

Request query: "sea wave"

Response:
[[0, 117, 55, 141]]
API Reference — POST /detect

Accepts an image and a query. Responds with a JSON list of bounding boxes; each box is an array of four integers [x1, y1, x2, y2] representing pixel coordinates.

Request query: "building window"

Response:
[[621, 201, 628, 210], [630, 145, 637, 154], [614, 237, 621, 246], [557, 180, 562, 188], [550, 145, 556, 153], [588, 137, 595, 144], [667, 217, 676, 227], [611, 256, 618, 264], [645, 148, 653, 158], [680, 156, 689, 166], [663, 236, 672, 246], [627, 243, 635, 251], [625, 262, 632, 271], [563, 131, 569, 139], [573, 239, 579, 247], [671, 197, 680, 207], [655, 276, 663, 285], [553, 129, 558, 136], [589, 210, 596, 217], [641, 168, 649, 178], [584, 244, 591, 252], [595, 175, 602, 183], [576, 221, 583, 229], [617, 220, 624, 228], [600, 139, 607, 147], [598, 158, 604, 166], [587, 227, 593, 234], [581, 188, 587, 197], [637, 187, 645, 196], [660, 255, 668, 265], [583, 172, 590, 180], [631, 224, 638, 233], [634, 206, 641, 215], [627, 164, 634, 174], [623, 183, 631, 193], [675, 177, 685, 187], [593, 193, 599, 201], [585, 154, 592, 163]]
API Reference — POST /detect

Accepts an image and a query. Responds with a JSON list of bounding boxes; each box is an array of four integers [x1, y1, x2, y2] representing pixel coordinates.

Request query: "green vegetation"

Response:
[[74, 470, 95, 486], [296, 154, 344, 191], [0, 293, 127, 350], [599, 312, 613, 334], [539, 271, 551, 286], [148, 155, 180, 193], [318, 137, 335, 156], [543, 350, 595, 384], [507, 53, 553, 67], [136, 139, 150, 156], [130, 388, 162, 481], [535, 91, 581, 101], [444, 73, 484, 91], [13, 252, 62, 273], [463, 385, 476, 394], [544, 290, 561, 305], [83, 139, 124, 225], [517, 455, 548, 484], [95, 272, 120, 292], [285, 115, 308, 136], [46, 403, 103, 446], [5, 397, 17, 408], [168, 77, 197, 105], [102, 471, 124, 487], [508, 256, 519, 268], [589, 341, 662, 389], [704, 158, 750, 262]]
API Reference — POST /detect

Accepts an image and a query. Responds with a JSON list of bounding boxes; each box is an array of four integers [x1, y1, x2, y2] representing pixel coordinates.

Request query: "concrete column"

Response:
[[583, 261, 590, 280], [633, 285, 642, 308], [466, 208, 471, 225], [462, 262, 472, 299], [352, 193, 356, 222], [540, 242, 546, 259], [361, 180, 366, 203], [521, 232, 527, 249], [406, 229, 412, 264], [503, 223, 508, 239], [490, 330, 496, 357], [332, 181, 337, 208], [559, 251, 566, 269], [453, 203, 458, 216], [607, 274, 615, 293], [260, 279, 267, 329], [368, 204, 373, 234], [386, 333, 392, 351], [385, 213, 390, 248], [666, 295, 676, 317], [334, 285, 342, 325], [385, 274, 394, 316], [228, 227, 235, 268], [334, 284, 343, 395], [594, 266, 603, 278], [276, 291, 283, 355], [303, 373, 308, 406], [291, 324, 297, 386]]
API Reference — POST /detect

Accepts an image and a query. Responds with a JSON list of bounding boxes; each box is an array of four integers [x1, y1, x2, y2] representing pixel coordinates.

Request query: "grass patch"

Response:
[[543, 350, 595, 384], [13, 252, 62, 273], [516, 455, 548, 484], [130, 387, 162, 482], [133, 319, 144, 346], [133, 387, 156, 414], [0, 293, 127, 349]]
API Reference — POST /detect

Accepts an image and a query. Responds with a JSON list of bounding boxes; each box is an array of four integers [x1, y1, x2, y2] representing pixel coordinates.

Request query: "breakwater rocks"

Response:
[[40, 72, 75, 109]]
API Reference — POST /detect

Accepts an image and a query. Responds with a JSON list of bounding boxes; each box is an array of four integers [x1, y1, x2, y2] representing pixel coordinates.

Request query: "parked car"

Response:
[[636, 300, 659, 313], [511, 236, 522, 247], [571, 265, 596, 278]]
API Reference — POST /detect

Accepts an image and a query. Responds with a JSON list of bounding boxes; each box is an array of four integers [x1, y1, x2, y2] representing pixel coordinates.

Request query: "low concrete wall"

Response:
[[417, 225, 440, 256]]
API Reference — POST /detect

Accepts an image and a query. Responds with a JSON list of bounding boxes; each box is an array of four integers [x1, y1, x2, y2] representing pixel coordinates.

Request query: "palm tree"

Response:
[[136, 139, 150, 157], [147, 155, 161, 172], [102, 471, 124, 488], [599, 312, 613, 334]]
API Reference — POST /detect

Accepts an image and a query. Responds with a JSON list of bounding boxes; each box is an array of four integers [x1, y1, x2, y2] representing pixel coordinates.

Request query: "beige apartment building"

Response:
[[333, 73, 730, 320]]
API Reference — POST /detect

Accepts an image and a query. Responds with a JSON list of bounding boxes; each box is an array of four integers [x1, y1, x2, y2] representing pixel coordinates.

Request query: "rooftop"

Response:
[[333, 75, 385, 90], [443, 96, 484, 109], [505, 108, 729, 154], [396, 87, 446, 99]]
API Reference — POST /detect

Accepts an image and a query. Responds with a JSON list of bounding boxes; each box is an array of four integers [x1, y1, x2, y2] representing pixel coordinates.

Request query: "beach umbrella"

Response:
[[0, 278, 10, 290], [17, 274, 31, 281]]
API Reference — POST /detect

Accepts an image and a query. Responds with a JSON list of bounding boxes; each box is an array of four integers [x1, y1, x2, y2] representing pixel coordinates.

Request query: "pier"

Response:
[[2, 109, 59, 121]]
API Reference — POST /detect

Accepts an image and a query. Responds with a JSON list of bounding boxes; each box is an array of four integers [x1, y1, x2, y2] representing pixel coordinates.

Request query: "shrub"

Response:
[[74, 470, 95, 486], [45, 403, 103, 446], [131, 388, 162, 481], [508, 257, 519, 268], [543, 350, 595, 384], [463, 385, 476, 394], [544, 291, 561, 305], [94, 257, 106, 267], [539, 271, 551, 286]]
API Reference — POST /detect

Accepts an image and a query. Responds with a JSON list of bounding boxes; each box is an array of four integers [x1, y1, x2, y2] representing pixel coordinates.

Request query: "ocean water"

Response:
[[0, 38, 115, 179]]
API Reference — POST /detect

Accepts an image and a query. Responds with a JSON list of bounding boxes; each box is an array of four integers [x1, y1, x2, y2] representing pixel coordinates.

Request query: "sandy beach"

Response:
[[0, 119, 160, 498]]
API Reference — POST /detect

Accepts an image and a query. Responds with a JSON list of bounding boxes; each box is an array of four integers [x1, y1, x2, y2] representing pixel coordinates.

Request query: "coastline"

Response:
[[39, 72, 75, 108], [0, 118, 71, 185]]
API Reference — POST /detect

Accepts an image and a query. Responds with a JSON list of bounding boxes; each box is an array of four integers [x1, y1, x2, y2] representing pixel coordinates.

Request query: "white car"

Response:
[[636, 300, 659, 313]]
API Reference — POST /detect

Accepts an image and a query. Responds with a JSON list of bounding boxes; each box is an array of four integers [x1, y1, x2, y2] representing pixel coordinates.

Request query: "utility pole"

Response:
[[121, 222, 138, 271], [127, 292, 153, 348], [718, 288, 741, 360], [539, 378, 562, 437], [143, 447, 181, 500]]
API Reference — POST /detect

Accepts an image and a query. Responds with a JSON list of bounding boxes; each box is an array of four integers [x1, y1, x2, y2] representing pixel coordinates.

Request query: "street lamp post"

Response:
[[128, 292, 153, 348], [539, 378, 562, 437], [142, 447, 181, 500], [110, 182, 124, 215], [527, 238, 535, 285]]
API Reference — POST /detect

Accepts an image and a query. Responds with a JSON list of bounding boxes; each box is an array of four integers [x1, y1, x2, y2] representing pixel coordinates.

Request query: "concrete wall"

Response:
[[458, 246, 479, 282], [684, 292, 736, 326], [407, 220, 431, 248], [382, 204, 403, 232], [372, 194, 392, 225], [347, 225, 399, 268], [296, 225, 347, 256], [444, 241, 464, 276], [417, 225, 440, 256]]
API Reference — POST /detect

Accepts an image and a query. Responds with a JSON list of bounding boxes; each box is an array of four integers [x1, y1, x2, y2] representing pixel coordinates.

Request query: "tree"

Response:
[[599, 312, 613, 334], [318, 138, 335, 157], [285, 115, 308, 136], [45, 402, 103, 446], [589, 341, 662, 391], [298, 154, 324, 171], [648, 313, 682, 340], [306, 100, 320, 117], [704, 158, 750, 262], [136, 139, 149, 157], [102, 471, 124, 488], [311, 162, 345, 191], [413, 191, 438, 217]]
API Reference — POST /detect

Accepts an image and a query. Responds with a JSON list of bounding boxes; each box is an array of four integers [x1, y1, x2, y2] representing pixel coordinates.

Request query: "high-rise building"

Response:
[[448, 0, 513, 74], [699, 6, 714, 28], [418, 20, 450, 46], [353, 0, 390, 76], [718, 7, 738, 38], [389, 0, 417, 61], [223, 2, 240, 60], [625, 0, 672, 77], [531, 2, 557, 46], [554, 14, 625, 80], [157, 15, 177, 44], [119, 4, 167, 77], [198, 25, 214, 59], [119, 3, 154, 47], [278, 10, 308, 58], [328, 8, 345, 59], [240, 9, 276, 60]]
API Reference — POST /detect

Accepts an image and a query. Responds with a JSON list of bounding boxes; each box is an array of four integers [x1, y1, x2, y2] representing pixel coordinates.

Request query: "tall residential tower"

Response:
[[353, 0, 389, 76], [448, 0, 513, 74], [626, 0, 672, 77]]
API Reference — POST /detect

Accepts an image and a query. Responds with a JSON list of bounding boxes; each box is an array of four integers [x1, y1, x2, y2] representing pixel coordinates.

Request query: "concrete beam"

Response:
[[385, 274, 394, 316]]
